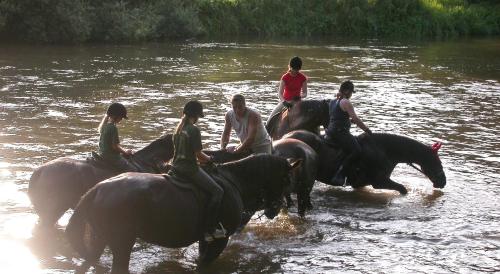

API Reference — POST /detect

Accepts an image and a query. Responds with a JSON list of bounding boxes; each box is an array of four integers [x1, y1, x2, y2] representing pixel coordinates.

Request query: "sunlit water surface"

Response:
[[0, 38, 499, 273]]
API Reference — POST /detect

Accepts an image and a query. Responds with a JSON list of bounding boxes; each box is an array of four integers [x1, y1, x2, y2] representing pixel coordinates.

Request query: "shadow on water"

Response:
[[143, 242, 282, 274], [314, 186, 399, 207], [26, 225, 80, 272]]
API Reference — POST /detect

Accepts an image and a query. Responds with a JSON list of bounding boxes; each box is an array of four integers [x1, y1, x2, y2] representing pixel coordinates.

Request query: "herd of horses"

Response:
[[28, 99, 447, 273]]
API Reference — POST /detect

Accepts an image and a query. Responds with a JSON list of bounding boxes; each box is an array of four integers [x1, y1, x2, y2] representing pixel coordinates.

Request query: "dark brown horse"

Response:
[[28, 134, 174, 227], [273, 138, 318, 216], [266, 99, 330, 140], [284, 130, 446, 194], [65, 154, 300, 274]]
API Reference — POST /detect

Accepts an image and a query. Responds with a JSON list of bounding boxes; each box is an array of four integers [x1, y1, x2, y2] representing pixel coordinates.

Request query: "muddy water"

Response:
[[0, 38, 499, 273]]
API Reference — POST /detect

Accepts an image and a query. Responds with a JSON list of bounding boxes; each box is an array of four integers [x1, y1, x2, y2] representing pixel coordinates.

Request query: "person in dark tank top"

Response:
[[325, 80, 372, 185]]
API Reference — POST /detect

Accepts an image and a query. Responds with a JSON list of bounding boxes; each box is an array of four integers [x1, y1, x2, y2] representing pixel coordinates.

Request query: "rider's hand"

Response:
[[365, 129, 373, 135]]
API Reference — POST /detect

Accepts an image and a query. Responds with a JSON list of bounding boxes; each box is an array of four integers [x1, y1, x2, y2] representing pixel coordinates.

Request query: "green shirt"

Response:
[[99, 123, 120, 160], [172, 123, 202, 176]]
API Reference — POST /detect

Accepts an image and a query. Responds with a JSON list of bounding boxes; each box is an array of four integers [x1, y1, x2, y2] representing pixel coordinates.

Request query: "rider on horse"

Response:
[[266, 56, 308, 130], [325, 80, 372, 185], [170, 100, 226, 242], [97, 103, 138, 172]]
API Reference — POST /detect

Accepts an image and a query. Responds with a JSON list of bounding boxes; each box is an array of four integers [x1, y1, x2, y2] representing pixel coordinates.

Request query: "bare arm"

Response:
[[220, 113, 232, 149], [340, 99, 371, 134], [113, 143, 132, 156], [234, 111, 259, 154], [278, 80, 285, 101], [196, 150, 212, 164], [300, 79, 308, 98]]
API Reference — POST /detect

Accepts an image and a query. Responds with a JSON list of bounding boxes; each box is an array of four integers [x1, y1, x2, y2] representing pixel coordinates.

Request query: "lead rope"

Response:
[[407, 163, 424, 174]]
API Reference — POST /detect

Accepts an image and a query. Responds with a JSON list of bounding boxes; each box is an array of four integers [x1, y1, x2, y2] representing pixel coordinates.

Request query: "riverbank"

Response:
[[0, 0, 499, 43]]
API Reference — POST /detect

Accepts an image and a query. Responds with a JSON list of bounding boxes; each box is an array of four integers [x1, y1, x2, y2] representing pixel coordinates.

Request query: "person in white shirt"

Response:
[[221, 94, 272, 155]]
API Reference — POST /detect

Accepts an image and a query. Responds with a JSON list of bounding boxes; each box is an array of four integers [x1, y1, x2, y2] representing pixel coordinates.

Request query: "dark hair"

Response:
[[289, 56, 302, 70], [339, 80, 355, 94], [231, 94, 245, 105], [107, 103, 128, 119], [183, 100, 204, 118]]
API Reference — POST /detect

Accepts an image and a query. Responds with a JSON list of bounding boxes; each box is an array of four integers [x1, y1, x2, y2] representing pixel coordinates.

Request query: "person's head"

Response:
[[107, 102, 128, 122], [175, 100, 204, 134], [231, 94, 247, 117], [289, 56, 302, 71], [338, 80, 355, 99], [183, 100, 204, 123]]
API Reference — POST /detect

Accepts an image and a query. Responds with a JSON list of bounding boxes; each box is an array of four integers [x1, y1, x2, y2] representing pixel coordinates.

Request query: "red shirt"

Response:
[[281, 71, 307, 101]]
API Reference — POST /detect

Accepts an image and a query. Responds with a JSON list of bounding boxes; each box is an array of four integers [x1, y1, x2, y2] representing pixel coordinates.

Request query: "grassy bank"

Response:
[[0, 0, 498, 43]]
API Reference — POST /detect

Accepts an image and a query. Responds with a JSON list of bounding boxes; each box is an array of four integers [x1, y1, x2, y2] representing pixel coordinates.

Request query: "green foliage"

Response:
[[0, 0, 498, 42]]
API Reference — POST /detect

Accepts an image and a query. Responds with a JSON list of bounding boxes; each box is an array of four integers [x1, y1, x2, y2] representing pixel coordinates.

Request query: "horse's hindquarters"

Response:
[[88, 175, 205, 248]]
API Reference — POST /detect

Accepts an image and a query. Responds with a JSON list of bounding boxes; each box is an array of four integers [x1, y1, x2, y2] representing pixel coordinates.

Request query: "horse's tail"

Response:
[[65, 188, 97, 260]]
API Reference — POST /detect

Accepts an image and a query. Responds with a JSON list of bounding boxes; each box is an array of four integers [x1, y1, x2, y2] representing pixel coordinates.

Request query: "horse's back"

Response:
[[29, 157, 99, 215]]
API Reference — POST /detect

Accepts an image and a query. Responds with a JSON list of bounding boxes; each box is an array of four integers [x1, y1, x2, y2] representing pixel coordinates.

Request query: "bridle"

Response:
[[407, 162, 444, 182]]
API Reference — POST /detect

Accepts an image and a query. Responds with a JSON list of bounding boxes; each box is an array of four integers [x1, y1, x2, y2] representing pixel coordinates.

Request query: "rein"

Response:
[[407, 163, 424, 173], [407, 162, 444, 182]]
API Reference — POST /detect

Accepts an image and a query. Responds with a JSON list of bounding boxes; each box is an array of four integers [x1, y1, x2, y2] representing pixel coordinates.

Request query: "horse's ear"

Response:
[[431, 142, 442, 153], [287, 158, 302, 170]]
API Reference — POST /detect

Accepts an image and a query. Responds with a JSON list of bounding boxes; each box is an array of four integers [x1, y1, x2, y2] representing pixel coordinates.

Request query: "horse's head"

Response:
[[135, 134, 174, 163], [226, 154, 300, 219], [319, 99, 331, 129], [262, 157, 301, 219], [296, 99, 331, 131], [422, 142, 446, 188]]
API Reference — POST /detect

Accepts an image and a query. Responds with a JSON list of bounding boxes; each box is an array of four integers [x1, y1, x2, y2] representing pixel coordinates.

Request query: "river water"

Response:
[[0, 38, 499, 273]]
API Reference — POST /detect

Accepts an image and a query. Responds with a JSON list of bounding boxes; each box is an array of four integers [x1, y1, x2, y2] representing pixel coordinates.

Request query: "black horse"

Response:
[[266, 99, 330, 140], [28, 134, 174, 227], [66, 154, 300, 274], [284, 130, 446, 194], [273, 138, 318, 216]]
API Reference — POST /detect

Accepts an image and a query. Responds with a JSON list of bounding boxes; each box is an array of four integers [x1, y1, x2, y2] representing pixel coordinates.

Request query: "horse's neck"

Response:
[[218, 166, 255, 209], [372, 134, 431, 165]]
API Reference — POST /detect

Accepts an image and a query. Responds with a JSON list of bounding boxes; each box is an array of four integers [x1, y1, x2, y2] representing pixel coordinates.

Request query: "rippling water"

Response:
[[0, 38, 499, 273]]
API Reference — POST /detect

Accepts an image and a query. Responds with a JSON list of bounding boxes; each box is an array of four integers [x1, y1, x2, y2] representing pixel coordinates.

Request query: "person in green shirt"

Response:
[[171, 100, 226, 242], [97, 103, 137, 172]]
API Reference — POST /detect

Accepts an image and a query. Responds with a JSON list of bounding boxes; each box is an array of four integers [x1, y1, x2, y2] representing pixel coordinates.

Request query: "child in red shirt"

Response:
[[267, 56, 308, 127]]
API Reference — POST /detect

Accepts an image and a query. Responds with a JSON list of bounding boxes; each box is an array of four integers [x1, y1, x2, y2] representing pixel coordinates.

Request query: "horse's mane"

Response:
[[297, 99, 330, 110], [369, 133, 427, 148], [219, 154, 285, 176], [134, 134, 174, 161], [364, 133, 437, 162]]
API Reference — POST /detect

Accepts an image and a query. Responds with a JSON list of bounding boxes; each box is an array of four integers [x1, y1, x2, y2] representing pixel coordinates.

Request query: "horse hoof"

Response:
[[399, 187, 408, 195]]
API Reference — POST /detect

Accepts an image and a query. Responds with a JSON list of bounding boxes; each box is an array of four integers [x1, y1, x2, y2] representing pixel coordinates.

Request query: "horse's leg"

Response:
[[87, 232, 106, 263], [285, 193, 294, 209], [109, 236, 135, 274], [372, 177, 408, 195], [198, 237, 229, 266]]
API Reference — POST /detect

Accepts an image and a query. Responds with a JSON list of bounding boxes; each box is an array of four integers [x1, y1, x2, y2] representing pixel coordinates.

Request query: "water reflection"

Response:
[[0, 38, 499, 273]]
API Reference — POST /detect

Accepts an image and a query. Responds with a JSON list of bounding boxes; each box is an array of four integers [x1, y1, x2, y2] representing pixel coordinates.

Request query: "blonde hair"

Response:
[[174, 114, 189, 135], [97, 114, 109, 133]]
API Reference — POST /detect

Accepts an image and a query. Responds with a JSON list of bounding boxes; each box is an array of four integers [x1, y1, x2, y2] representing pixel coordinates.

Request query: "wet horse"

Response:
[[273, 138, 318, 216], [266, 99, 330, 140], [65, 154, 299, 274], [28, 134, 174, 227], [284, 130, 446, 194]]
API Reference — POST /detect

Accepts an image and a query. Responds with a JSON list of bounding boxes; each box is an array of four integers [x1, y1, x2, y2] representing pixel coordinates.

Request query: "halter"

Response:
[[407, 141, 444, 182]]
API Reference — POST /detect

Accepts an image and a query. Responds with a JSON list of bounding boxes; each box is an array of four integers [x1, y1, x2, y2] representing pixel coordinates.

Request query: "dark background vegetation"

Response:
[[0, 0, 499, 43]]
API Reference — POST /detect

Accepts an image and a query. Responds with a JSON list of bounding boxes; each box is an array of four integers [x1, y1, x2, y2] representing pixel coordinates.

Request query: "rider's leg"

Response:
[[265, 101, 286, 132], [114, 156, 138, 172], [331, 132, 361, 184], [191, 168, 225, 239]]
